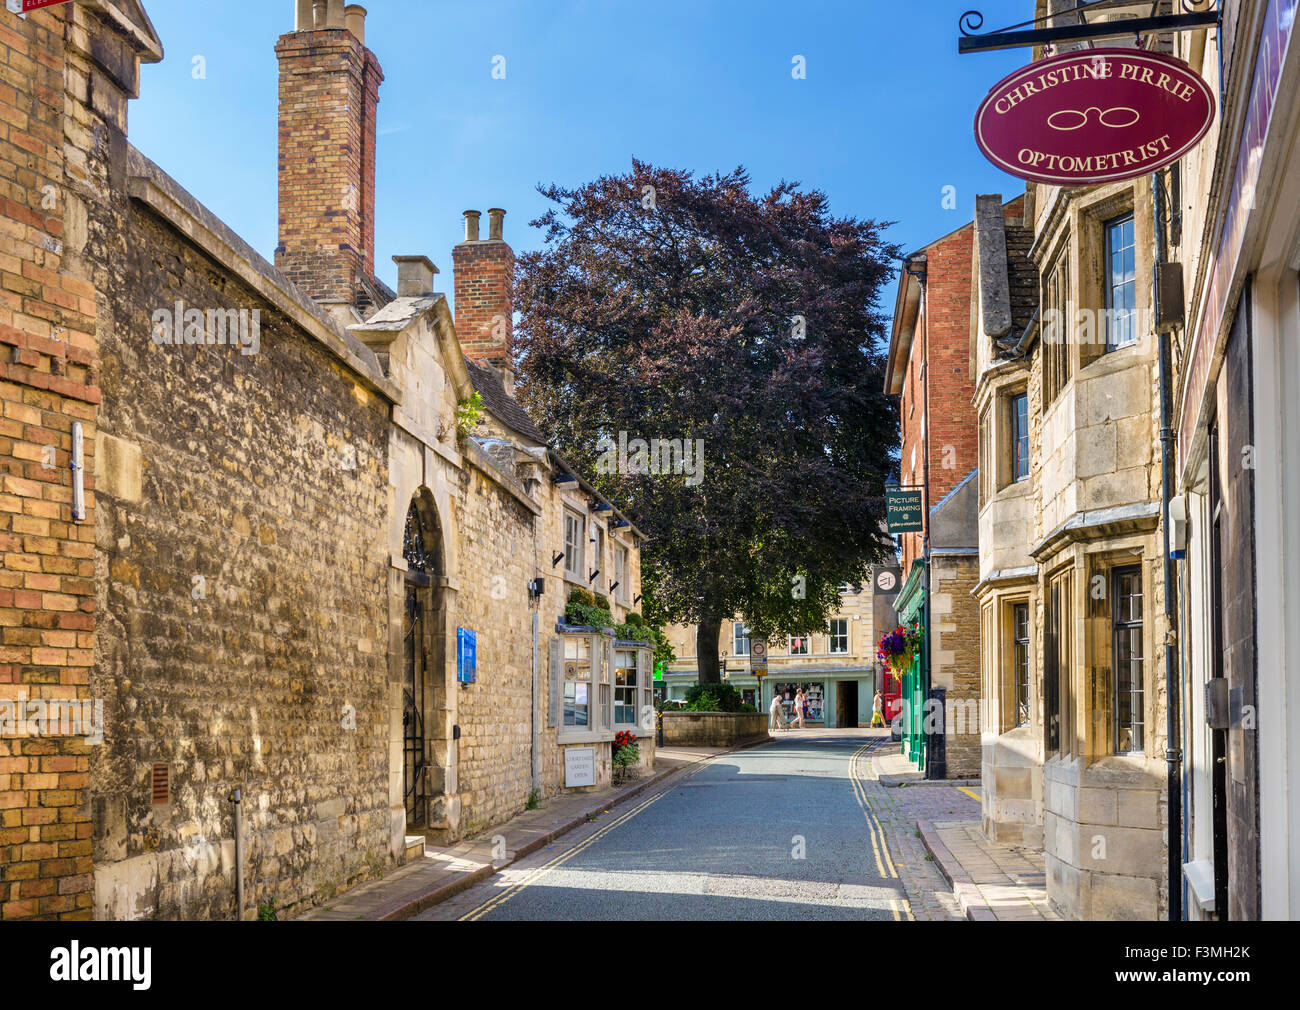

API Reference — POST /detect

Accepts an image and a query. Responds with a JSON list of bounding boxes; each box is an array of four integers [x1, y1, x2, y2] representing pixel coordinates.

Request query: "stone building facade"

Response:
[[883, 209, 1009, 779], [1168, 0, 1297, 921], [971, 0, 1300, 923], [2, 0, 651, 921], [972, 11, 1175, 917], [662, 583, 881, 728]]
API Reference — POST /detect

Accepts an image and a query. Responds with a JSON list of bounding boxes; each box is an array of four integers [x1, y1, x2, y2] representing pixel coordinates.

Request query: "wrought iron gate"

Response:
[[403, 582, 426, 826]]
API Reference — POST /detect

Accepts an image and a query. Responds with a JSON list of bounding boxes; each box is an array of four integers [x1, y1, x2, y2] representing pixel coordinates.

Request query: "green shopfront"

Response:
[[893, 560, 926, 771]]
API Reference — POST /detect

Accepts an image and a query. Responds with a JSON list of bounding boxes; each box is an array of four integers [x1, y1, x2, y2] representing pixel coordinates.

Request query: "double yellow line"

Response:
[[460, 762, 708, 921], [847, 740, 913, 921]]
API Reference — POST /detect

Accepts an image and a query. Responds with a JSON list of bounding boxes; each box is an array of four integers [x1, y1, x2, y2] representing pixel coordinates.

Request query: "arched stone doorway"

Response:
[[401, 496, 443, 828]]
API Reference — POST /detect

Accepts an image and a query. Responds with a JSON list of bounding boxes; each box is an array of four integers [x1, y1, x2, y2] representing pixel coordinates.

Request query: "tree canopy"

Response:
[[515, 161, 900, 682]]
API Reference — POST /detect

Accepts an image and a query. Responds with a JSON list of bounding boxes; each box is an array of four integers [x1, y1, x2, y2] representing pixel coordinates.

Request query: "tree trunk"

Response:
[[696, 613, 722, 685]]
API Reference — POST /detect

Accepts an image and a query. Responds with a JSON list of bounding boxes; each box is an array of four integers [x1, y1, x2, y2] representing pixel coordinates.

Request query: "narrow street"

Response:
[[421, 731, 977, 921]]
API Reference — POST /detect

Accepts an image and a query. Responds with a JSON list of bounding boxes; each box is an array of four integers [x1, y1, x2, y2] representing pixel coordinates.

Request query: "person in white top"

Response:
[[791, 688, 806, 729], [768, 692, 788, 731]]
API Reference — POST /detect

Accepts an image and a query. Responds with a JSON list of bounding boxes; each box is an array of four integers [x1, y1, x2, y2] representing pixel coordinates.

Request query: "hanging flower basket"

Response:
[[876, 624, 923, 676]]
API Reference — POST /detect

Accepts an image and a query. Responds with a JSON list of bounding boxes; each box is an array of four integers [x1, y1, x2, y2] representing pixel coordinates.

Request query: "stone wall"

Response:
[[90, 153, 394, 920], [930, 556, 981, 778], [660, 712, 768, 747]]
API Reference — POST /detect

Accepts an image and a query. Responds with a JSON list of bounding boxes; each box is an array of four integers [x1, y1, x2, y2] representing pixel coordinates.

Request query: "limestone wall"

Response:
[[92, 176, 393, 920]]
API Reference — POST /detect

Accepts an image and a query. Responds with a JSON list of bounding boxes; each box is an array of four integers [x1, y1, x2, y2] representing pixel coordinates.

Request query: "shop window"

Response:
[[1009, 393, 1029, 483], [1042, 250, 1072, 408], [1044, 570, 1072, 755], [789, 635, 811, 656], [828, 619, 849, 655], [1104, 214, 1138, 351], [614, 545, 629, 604], [614, 649, 637, 725], [563, 511, 583, 581], [979, 405, 992, 505], [775, 682, 824, 722], [591, 523, 605, 584], [563, 636, 592, 727], [1013, 602, 1030, 727], [733, 622, 750, 656], [1112, 565, 1145, 753]]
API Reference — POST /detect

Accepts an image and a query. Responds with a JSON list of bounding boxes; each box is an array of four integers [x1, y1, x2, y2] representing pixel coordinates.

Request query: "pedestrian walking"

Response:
[[872, 689, 885, 727], [768, 692, 787, 731], [791, 688, 806, 729]]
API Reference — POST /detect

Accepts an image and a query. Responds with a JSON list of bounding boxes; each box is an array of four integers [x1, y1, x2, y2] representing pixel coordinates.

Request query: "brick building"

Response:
[[883, 206, 1024, 779], [2, 0, 653, 921]]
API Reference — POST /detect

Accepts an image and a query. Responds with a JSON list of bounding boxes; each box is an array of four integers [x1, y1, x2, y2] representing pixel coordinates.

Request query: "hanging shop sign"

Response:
[[15, 1, 70, 12], [974, 48, 1215, 186], [873, 567, 902, 596], [885, 488, 924, 534]]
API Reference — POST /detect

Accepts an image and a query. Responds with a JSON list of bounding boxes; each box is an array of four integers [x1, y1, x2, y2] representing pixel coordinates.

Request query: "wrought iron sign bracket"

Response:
[[959, 1, 1220, 54]]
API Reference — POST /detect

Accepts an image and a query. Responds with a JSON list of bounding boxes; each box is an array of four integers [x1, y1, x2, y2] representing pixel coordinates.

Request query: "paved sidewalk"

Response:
[[918, 819, 1062, 921], [873, 747, 979, 787], [297, 741, 764, 921], [854, 736, 976, 921]]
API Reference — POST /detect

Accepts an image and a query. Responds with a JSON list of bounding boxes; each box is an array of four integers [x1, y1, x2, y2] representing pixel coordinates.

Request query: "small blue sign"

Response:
[[457, 628, 477, 684]]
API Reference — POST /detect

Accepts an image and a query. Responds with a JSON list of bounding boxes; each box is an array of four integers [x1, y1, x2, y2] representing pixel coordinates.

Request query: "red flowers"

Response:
[[614, 730, 635, 749]]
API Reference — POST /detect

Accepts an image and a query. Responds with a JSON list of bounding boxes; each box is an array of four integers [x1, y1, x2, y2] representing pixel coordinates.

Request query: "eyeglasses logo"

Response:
[[1047, 106, 1141, 131]]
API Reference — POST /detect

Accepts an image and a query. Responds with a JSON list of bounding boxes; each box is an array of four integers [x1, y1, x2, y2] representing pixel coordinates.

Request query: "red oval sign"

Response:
[[975, 48, 1216, 186]]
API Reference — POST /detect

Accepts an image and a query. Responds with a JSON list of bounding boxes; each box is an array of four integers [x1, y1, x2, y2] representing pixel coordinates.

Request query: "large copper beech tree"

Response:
[[515, 162, 899, 684]]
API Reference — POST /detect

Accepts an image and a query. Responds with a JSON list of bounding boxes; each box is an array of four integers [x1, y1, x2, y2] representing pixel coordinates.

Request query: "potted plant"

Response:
[[612, 730, 640, 784], [876, 624, 923, 676]]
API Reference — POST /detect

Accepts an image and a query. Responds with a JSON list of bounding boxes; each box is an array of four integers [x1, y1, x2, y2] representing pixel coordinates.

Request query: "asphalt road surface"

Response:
[[419, 732, 912, 921]]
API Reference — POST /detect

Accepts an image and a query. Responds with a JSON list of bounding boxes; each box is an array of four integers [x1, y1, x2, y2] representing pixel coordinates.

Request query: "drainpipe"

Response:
[[905, 253, 936, 779], [1153, 170, 1183, 922], [532, 611, 540, 794], [229, 787, 244, 921]]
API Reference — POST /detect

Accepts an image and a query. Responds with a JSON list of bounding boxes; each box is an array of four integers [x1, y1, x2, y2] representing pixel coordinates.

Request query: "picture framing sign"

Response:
[[975, 48, 1215, 186], [885, 488, 924, 534], [564, 746, 596, 787]]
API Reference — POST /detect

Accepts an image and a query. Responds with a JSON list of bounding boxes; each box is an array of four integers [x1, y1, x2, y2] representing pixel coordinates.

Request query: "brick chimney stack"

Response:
[[453, 208, 515, 372], [275, 3, 383, 306]]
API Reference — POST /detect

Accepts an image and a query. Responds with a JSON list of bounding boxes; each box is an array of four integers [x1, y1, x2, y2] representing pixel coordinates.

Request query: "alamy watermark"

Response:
[[595, 431, 705, 487], [151, 300, 260, 356], [0, 691, 104, 744]]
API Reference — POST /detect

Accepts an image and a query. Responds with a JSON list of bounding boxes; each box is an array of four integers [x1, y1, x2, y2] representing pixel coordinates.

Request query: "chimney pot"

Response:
[[295, 0, 314, 30], [326, 0, 345, 29], [488, 208, 506, 241], [393, 256, 438, 297], [463, 210, 482, 243], [345, 4, 366, 44]]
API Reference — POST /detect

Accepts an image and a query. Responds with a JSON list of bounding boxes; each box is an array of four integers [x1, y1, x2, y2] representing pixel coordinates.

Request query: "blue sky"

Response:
[[130, 0, 1033, 314]]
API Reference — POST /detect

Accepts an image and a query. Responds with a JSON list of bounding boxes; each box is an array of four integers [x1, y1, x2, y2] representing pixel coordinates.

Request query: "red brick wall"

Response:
[[0, 4, 103, 922], [898, 198, 1024, 572], [274, 28, 383, 303], [453, 236, 515, 369]]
